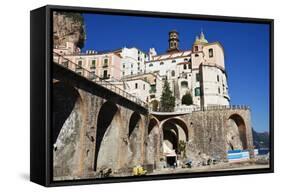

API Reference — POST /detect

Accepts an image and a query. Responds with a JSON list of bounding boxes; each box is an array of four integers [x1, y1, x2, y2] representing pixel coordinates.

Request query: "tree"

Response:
[[160, 80, 175, 112], [182, 92, 193, 105]]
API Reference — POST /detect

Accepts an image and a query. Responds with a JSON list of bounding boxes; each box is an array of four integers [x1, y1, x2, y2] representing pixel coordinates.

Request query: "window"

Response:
[[131, 64, 133, 68], [184, 58, 188, 62], [217, 75, 219, 82], [91, 60, 96, 69], [195, 54, 199, 57], [122, 72, 125, 76], [188, 64, 192, 69], [143, 84, 145, 90], [172, 60, 176, 63], [103, 58, 108, 65], [131, 71, 133, 75], [78, 60, 82, 66], [194, 46, 198, 52], [171, 70, 175, 77], [135, 83, 138, 89], [183, 64, 187, 70], [209, 48, 214, 58], [181, 81, 188, 89], [149, 63, 153, 67], [138, 56, 140, 61], [196, 73, 200, 82], [195, 87, 201, 96], [160, 61, 164, 65], [103, 70, 108, 78], [218, 87, 221, 94], [123, 64, 125, 68], [77, 60, 82, 69]]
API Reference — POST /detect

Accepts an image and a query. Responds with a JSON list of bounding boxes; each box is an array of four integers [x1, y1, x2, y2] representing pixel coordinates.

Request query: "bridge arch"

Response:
[[159, 117, 189, 166], [52, 81, 83, 144], [148, 116, 160, 135], [94, 101, 120, 171], [127, 112, 145, 166], [226, 114, 247, 150], [160, 117, 189, 142], [146, 117, 161, 167], [129, 112, 141, 137]]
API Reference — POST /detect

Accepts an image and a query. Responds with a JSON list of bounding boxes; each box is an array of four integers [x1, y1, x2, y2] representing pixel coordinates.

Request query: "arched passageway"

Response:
[[94, 101, 119, 171], [129, 112, 141, 137], [128, 112, 143, 166], [161, 118, 189, 166], [146, 118, 160, 167], [226, 114, 247, 150], [52, 82, 81, 144]]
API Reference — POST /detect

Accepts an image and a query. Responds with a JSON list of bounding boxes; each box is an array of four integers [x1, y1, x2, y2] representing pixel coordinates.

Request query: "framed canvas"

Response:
[[30, 5, 274, 187]]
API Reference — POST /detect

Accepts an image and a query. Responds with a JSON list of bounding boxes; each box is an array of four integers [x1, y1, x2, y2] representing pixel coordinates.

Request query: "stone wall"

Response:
[[153, 108, 253, 163], [53, 80, 253, 180], [53, 80, 148, 180]]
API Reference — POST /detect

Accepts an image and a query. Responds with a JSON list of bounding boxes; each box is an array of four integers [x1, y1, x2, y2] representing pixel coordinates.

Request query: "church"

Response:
[[145, 30, 230, 109]]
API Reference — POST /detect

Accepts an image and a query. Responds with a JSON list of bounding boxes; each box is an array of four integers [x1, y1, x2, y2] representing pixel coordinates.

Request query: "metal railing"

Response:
[[53, 52, 147, 108], [150, 105, 250, 113]]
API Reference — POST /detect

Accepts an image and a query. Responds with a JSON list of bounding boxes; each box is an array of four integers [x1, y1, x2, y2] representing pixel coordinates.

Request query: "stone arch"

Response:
[[146, 117, 161, 167], [52, 81, 85, 178], [227, 114, 247, 150], [52, 81, 82, 144], [129, 112, 141, 137], [163, 123, 179, 152], [159, 117, 189, 160], [127, 112, 144, 166], [148, 117, 160, 135], [160, 117, 189, 142], [94, 101, 119, 171]]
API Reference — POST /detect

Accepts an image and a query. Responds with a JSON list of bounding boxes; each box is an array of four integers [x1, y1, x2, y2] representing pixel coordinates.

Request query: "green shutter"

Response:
[[195, 87, 201, 96]]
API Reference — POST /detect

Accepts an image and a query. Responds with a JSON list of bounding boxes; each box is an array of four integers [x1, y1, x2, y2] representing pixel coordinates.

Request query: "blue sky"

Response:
[[82, 13, 270, 132]]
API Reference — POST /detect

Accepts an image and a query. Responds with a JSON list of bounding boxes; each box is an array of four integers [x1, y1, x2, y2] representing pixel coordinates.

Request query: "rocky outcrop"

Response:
[[53, 11, 86, 49]]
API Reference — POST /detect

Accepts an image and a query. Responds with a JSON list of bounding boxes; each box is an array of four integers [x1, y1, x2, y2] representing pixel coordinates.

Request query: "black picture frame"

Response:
[[30, 4, 274, 187]]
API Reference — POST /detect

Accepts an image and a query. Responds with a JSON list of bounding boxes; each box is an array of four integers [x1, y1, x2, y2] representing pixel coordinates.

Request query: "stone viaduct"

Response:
[[52, 62, 253, 180]]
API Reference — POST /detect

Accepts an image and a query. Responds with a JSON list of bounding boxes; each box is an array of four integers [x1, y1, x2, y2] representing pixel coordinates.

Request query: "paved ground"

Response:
[[149, 163, 270, 175]]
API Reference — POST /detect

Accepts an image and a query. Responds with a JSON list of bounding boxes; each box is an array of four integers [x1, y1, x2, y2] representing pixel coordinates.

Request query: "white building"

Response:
[[145, 30, 230, 108], [116, 47, 147, 77], [53, 30, 230, 110]]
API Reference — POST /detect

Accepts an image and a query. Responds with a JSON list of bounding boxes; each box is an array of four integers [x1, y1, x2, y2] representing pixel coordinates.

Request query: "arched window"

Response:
[[209, 48, 214, 57]]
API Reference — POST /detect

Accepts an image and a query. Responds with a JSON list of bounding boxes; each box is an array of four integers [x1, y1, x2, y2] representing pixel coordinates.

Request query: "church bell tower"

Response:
[[167, 30, 180, 53]]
